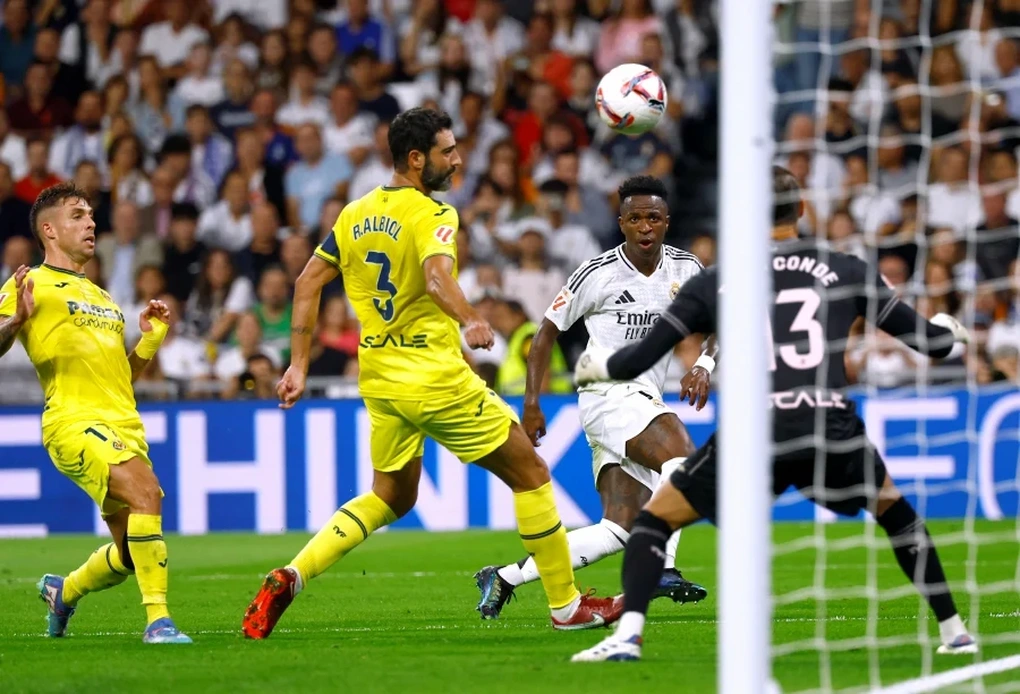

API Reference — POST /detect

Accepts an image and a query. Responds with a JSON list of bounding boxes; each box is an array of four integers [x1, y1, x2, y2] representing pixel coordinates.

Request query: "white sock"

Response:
[[550, 594, 581, 622], [498, 518, 629, 587], [615, 611, 646, 641], [285, 564, 304, 595], [938, 614, 968, 643], [657, 457, 686, 571]]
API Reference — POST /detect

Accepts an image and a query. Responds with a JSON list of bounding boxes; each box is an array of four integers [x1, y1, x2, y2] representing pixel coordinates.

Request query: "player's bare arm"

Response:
[[679, 334, 718, 411], [422, 254, 494, 350], [127, 299, 171, 382], [279, 255, 340, 409], [0, 265, 34, 357], [522, 318, 562, 446]]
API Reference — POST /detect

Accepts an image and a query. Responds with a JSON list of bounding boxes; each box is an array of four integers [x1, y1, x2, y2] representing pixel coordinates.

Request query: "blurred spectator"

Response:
[[464, 0, 524, 96], [279, 232, 312, 287], [34, 0, 79, 33], [927, 147, 983, 235], [594, 0, 663, 75], [420, 34, 479, 121], [995, 38, 1020, 120], [0, 0, 37, 91], [969, 90, 1020, 156], [975, 186, 1020, 284], [875, 123, 919, 198], [565, 58, 600, 138], [0, 111, 28, 180], [400, 0, 462, 82], [48, 90, 107, 181], [277, 59, 330, 130], [14, 137, 62, 204], [532, 180, 601, 272], [454, 91, 509, 179], [108, 134, 153, 207], [550, 0, 600, 58], [212, 13, 261, 77], [929, 45, 969, 124], [233, 126, 286, 220], [124, 264, 166, 345], [506, 13, 574, 100], [185, 248, 254, 345], [549, 148, 615, 247], [888, 78, 956, 163], [848, 330, 922, 388], [308, 294, 359, 377], [285, 123, 352, 232], [1, 235, 35, 283], [844, 155, 900, 240], [212, 59, 257, 139], [102, 76, 130, 130], [139, 0, 210, 78], [186, 105, 234, 188], [824, 78, 865, 160], [255, 30, 289, 97], [336, 0, 397, 79], [501, 219, 566, 322], [251, 88, 298, 168], [956, 3, 1004, 84], [826, 209, 866, 260], [599, 123, 672, 182], [96, 200, 164, 307], [348, 121, 393, 202], [129, 56, 172, 154], [311, 197, 344, 243], [159, 134, 216, 209], [308, 23, 343, 98], [154, 293, 210, 386], [489, 296, 570, 395], [224, 353, 281, 400], [57, 0, 114, 89], [348, 48, 402, 122], [252, 265, 293, 359], [214, 311, 282, 384], [173, 43, 225, 111], [513, 81, 586, 168], [0, 162, 31, 245], [324, 82, 374, 166], [97, 27, 141, 93], [142, 165, 176, 240], [35, 26, 82, 106], [533, 116, 612, 193], [213, 0, 287, 32], [688, 233, 716, 267], [7, 61, 74, 136], [72, 160, 111, 233], [236, 202, 282, 282], [929, 227, 979, 294], [198, 170, 252, 252], [163, 202, 206, 302]]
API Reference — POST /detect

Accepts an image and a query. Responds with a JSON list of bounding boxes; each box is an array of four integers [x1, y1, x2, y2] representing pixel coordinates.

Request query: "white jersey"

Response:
[[545, 244, 705, 395]]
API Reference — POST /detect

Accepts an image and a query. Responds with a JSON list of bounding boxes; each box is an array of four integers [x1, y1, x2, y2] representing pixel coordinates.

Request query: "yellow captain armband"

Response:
[[135, 317, 169, 360]]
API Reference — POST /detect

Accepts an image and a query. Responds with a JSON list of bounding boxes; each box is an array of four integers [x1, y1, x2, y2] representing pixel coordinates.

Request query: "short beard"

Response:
[[422, 159, 454, 192]]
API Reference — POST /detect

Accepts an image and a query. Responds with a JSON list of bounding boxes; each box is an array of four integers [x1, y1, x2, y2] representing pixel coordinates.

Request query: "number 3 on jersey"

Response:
[[366, 251, 397, 321], [766, 288, 824, 371]]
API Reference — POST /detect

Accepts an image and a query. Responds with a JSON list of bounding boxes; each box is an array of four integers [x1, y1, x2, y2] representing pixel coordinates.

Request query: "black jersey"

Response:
[[607, 239, 957, 443]]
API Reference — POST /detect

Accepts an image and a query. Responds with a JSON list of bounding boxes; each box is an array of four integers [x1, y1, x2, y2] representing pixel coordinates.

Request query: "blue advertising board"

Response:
[[0, 386, 1018, 537]]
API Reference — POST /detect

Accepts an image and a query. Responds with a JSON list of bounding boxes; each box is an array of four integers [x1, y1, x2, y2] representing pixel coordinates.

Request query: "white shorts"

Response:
[[578, 382, 674, 492]]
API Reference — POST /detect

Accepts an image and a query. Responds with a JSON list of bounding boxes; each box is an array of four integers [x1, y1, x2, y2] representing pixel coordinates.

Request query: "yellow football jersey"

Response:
[[0, 264, 140, 429], [315, 185, 472, 400]]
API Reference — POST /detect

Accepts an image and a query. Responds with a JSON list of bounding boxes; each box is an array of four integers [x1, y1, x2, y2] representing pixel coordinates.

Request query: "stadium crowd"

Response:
[[0, 0, 1017, 402]]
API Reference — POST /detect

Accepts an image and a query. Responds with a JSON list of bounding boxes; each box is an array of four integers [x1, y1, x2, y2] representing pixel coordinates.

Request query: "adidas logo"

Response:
[[614, 291, 636, 305]]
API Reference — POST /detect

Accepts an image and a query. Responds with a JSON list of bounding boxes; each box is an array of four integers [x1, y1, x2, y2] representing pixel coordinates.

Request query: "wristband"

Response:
[[135, 317, 169, 360], [693, 354, 716, 374]]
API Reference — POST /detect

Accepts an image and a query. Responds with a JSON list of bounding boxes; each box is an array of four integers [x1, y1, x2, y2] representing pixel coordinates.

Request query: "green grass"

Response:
[[1, 522, 1018, 694]]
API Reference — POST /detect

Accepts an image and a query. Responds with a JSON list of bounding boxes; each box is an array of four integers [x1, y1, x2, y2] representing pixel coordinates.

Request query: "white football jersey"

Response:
[[546, 244, 705, 395]]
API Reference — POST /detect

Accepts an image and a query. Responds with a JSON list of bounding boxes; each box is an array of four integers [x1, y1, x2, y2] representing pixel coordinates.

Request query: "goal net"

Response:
[[724, 0, 1020, 692]]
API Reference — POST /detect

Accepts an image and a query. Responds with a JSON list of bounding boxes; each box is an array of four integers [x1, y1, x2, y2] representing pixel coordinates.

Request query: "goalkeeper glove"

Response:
[[930, 312, 970, 344], [574, 346, 613, 387]]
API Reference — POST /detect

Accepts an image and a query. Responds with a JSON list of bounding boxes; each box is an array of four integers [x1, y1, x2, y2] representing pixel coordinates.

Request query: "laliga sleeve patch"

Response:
[[551, 288, 572, 311], [434, 226, 456, 244]]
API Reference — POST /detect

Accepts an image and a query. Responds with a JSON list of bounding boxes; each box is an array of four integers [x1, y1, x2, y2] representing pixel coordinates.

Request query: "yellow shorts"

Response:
[[364, 377, 520, 472], [43, 420, 157, 518]]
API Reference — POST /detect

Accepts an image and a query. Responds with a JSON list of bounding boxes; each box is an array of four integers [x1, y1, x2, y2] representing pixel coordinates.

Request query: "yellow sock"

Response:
[[513, 483, 579, 610], [62, 542, 133, 606], [290, 493, 397, 584], [127, 514, 171, 625]]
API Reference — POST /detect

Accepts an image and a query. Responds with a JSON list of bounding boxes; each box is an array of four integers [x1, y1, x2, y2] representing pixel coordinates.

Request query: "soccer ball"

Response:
[[595, 63, 668, 136]]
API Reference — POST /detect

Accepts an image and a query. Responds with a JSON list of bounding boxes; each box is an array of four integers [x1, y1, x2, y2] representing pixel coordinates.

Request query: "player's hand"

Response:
[[574, 346, 612, 386], [931, 312, 970, 344], [277, 365, 306, 409], [679, 366, 712, 411], [139, 299, 170, 333], [464, 319, 495, 350], [522, 401, 547, 447], [13, 265, 35, 323]]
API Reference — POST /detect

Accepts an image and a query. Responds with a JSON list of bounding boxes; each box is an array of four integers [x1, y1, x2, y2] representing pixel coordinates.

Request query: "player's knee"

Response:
[[125, 471, 162, 514], [375, 484, 417, 519], [603, 504, 641, 533]]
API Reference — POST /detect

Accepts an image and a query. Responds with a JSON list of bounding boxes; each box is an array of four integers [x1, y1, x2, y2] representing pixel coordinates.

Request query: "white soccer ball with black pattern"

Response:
[[595, 63, 668, 136]]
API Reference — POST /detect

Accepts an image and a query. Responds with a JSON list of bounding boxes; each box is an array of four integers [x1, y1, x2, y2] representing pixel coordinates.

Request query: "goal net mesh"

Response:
[[768, 0, 1020, 691]]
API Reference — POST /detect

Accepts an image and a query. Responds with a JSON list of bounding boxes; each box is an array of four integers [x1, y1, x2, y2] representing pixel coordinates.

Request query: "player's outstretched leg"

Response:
[[107, 458, 191, 644], [476, 424, 623, 630], [875, 479, 977, 654], [39, 510, 135, 637], [242, 463, 412, 639]]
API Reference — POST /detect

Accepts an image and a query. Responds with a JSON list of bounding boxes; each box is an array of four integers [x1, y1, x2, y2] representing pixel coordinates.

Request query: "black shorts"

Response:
[[670, 425, 889, 525]]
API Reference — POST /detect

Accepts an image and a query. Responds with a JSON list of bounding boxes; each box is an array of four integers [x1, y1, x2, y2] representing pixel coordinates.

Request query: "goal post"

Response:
[[717, 0, 775, 692]]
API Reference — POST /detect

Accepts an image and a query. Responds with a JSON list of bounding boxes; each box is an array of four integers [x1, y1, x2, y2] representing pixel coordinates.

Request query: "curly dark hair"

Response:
[[388, 107, 454, 173], [29, 182, 91, 248], [772, 165, 802, 225], [617, 175, 668, 203]]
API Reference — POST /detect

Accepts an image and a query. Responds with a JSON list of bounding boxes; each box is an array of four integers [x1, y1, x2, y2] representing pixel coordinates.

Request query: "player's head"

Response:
[[618, 175, 669, 263], [30, 182, 96, 262], [388, 107, 460, 193], [772, 165, 803, 240]]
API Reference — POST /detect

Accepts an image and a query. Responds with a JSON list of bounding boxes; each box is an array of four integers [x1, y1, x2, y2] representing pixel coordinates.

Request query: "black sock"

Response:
[[877, 497, 957, 622], [622, 511, 671, 615]]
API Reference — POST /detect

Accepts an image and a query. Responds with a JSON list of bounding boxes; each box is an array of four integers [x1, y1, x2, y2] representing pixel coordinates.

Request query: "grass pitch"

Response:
[[2, 522, 1018, 693]]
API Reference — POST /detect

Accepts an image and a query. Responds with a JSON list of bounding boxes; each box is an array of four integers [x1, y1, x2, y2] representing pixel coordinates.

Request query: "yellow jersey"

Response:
[[314, 185, 473, 400], [0, 264, 140, 430]]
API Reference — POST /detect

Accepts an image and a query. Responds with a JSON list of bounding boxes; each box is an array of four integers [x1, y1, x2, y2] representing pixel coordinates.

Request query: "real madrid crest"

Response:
[[669, 282, 681, 300]]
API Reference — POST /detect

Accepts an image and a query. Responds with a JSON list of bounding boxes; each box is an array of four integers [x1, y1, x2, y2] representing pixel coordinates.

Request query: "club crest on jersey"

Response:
[[112, 440, 126, 451], [669, 282, 681, 300], [551, 287, 572, 311], [434, 226, 455, 244]]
